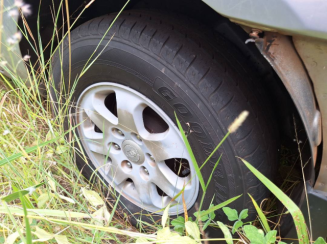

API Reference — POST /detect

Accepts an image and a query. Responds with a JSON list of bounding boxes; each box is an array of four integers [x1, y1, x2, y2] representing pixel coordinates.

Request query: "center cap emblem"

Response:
[[122, 140, 145, 164]]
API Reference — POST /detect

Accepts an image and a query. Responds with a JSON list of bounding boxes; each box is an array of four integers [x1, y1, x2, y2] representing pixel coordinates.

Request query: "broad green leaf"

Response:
[[199, 195, 242, 218], [55, 235, 71, 244], [240, 158, 309, 244], [33, 226, 54, 241], [243, 225, 265, 244], [194, 211, 209, 222], [92, 206, 105, 226], [1, 182, 45, 202], [265, 230, 277, 244], [239, 209, 248, 220], [314, 237, 326, 244], [171, 216, 185, 229], [157, 227, 198, 244], [258, 229, 265, 236], [248, 193, 271, 233], [222, 207, 238, 221], [37, 193, 51, 208], [157, 227, 172, 240], [185, 221, 200, 240], [217, 221, 233, 244], [81, 188, 104, 206], [4, 232, 20, 244], [175, 112, 205, 191], [162, 203, 171, 227], [104, 207, 111, 226], [232, 220, 243, 234], [174, 227, 185, 236]]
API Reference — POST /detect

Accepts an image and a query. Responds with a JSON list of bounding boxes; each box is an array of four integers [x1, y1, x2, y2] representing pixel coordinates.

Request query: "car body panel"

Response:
[[293, 36, 327, 192], [202, 0, 327, 40]]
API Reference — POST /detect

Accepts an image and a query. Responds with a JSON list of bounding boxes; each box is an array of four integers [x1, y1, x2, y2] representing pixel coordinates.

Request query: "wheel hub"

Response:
[[122, 140, 144, 164], [76, 82, 199, 215]]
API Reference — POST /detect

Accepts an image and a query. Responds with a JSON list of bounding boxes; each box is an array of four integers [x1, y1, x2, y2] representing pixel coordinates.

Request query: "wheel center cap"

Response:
[[122, 140, 145, 164]]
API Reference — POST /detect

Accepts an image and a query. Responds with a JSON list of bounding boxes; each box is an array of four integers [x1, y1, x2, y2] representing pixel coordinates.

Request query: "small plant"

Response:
[[222, 206, 248, 234], [243, 225, 277, 244]]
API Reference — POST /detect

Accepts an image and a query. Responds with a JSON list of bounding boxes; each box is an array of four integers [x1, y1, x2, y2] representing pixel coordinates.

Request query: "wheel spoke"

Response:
[[80, 118, 104, 140], [87, 139, 109, 155], [157, 163, 191, 190], [143, 128, 187, 162], [84, 109, 112, 134], [152, 170, 187, 202], [114, 88, 145, 133], [107, 164, 129, 186], [148, 184, 171, 209], [133, 181, 152, 205], [81, 92, 118, 133]]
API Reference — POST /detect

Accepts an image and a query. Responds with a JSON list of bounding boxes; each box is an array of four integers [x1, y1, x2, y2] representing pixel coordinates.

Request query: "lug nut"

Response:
[[113, 143, 121, 150], [144, 167, 149, 175], [136, 134, 142, 141], [149, 155, 155, 162], [116, 129, 124, 136], [126, 161, 132, 168]]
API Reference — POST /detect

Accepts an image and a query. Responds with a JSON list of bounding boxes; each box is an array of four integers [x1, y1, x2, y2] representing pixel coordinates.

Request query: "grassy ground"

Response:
[[0, 82, 144, 243]]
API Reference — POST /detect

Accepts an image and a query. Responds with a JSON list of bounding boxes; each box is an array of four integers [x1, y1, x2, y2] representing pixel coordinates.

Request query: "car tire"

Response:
[[52, 10, 278, 238]]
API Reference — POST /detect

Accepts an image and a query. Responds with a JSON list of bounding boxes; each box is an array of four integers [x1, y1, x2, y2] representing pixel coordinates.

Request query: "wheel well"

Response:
[[20, 0, 313, 181]]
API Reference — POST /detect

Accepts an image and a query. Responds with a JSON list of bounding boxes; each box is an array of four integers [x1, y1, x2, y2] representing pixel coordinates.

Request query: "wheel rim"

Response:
[[76, 83, 199, 214]]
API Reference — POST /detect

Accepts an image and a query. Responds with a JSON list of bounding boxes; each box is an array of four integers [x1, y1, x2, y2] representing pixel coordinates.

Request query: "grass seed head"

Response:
[[228, 111, 249, 133]]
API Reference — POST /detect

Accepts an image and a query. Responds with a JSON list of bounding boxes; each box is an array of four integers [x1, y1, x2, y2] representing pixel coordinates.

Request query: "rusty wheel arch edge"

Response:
[[254, 32, 322, 185]]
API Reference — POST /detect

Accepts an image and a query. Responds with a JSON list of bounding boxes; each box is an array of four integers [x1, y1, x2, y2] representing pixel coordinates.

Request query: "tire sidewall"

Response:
[[52, 33, 250, 230]]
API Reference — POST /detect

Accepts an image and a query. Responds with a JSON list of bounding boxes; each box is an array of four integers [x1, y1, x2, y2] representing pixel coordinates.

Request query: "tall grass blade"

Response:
[[20, 192, 32, 244], [2, 183, 45, 202], [240, 158, 309, 244], [0, 207, 91, 219], [108, 194, 121, 225], [175, 112, 205, 191], [248, 193, 271, 233], [205, 155, 222, 190]]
